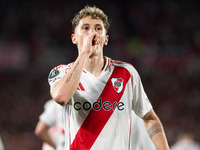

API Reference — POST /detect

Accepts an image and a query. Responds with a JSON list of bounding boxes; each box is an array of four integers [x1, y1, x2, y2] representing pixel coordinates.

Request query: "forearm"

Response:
[[145, 120, 169, 150], [39, 130, 57, 149], [51, 51, 89, 105], [143, 110, 170, 150], [35, 121, 57, 149]]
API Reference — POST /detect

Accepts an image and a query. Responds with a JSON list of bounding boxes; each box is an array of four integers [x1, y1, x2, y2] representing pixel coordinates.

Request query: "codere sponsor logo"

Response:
[[74, 98, 124, 111]]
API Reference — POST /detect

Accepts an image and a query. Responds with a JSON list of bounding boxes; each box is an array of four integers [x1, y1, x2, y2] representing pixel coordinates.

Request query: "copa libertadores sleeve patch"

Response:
[[48, 69, 61, 86], [48, 70, 60, 79]]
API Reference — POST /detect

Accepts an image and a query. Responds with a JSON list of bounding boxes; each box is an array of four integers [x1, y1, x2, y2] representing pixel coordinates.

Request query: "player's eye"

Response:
[[83, 26, 89, 30], [96, 26, 102, 31]]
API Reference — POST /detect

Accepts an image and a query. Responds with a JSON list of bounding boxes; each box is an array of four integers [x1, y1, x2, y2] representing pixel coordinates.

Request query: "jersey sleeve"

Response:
[[48, 64, 72, 88], [131, 68, 152, 118], [39, 100, 57, 127]]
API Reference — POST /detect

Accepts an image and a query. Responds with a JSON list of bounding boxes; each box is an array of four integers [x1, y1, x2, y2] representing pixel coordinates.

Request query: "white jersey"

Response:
[[171, 139, 200, 150], [131, 111, 157, 150], [48, 57, 152, 150], [39, 100, 65, 150]]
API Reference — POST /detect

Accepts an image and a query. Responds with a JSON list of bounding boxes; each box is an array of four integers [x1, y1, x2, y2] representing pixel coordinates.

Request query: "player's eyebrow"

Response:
[[82, 23, 90, 26], [95, 24, 103, 27], [81, 23, 103, 27]]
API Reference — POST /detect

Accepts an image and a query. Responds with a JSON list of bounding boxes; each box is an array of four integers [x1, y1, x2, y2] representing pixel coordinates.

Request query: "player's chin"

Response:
[[89, 52, 98, 58], [89, 47, 101, 57]]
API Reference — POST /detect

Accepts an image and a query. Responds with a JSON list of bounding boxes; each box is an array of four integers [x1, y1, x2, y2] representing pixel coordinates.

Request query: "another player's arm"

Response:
[[34, 120, 57, 149], [50, 32, 99, 106], [142, 109, 170, 150]]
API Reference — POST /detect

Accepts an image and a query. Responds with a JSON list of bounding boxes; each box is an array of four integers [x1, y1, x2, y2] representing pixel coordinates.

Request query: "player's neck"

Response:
[[85, 55, 105, 77]]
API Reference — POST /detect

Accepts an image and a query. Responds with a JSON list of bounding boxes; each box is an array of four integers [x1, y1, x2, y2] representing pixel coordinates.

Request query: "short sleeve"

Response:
[[131, 69, 152, 118], [48, 64, 73, 88]]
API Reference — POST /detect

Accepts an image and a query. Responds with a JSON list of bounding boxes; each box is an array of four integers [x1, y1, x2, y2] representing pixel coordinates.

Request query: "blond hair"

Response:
[[72, 6, 110, 33]]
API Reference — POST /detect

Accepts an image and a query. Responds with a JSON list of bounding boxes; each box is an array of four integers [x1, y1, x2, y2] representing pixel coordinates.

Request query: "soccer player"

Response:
[[170, 132, 200, 150], [48, 6, 170, 150], [35, 99, 65, 150]]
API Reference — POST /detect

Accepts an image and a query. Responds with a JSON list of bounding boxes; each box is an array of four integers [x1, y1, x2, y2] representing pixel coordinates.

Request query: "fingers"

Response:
[[82, 32, 100, 56], [92, 34, 100, 46]]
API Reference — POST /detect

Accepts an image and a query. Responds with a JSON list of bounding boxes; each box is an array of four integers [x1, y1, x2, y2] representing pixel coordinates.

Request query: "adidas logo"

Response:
[[77, 82, 85, 91]]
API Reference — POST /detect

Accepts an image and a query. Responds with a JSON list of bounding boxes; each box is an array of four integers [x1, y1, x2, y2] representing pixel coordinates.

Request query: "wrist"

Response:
[[79, 50, 90, 58]]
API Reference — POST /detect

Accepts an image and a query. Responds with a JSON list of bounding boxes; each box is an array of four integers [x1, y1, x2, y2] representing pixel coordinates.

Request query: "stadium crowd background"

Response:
[[0, 0, 200, 149]]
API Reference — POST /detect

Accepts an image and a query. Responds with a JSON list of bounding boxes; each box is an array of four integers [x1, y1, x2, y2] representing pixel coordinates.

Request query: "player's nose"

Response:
[[89, 28, 95, 34]]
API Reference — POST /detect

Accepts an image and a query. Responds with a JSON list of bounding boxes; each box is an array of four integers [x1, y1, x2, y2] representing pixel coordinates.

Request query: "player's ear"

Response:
[[104, 35, 109, 45], [71, 34, 78, 44]]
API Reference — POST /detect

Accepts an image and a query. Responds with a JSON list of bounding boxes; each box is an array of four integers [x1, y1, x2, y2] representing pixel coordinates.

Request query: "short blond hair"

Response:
[[72, 6, 110, 33]]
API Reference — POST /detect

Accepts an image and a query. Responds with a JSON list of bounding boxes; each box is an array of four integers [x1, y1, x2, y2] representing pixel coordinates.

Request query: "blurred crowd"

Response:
[[0, 0, 200, 149]]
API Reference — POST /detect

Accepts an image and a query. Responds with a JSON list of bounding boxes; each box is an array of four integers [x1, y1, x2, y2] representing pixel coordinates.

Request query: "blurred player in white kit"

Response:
[[170, 132, 200, 150], [35, 99, 65, 150]]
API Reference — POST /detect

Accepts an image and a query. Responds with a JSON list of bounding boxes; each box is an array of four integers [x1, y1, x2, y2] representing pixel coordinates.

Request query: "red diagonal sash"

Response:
[[70, 66, 131, 150]]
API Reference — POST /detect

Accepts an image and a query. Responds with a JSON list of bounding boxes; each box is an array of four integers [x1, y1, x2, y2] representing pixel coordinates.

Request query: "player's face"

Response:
[[72, 16, 109, 56]]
